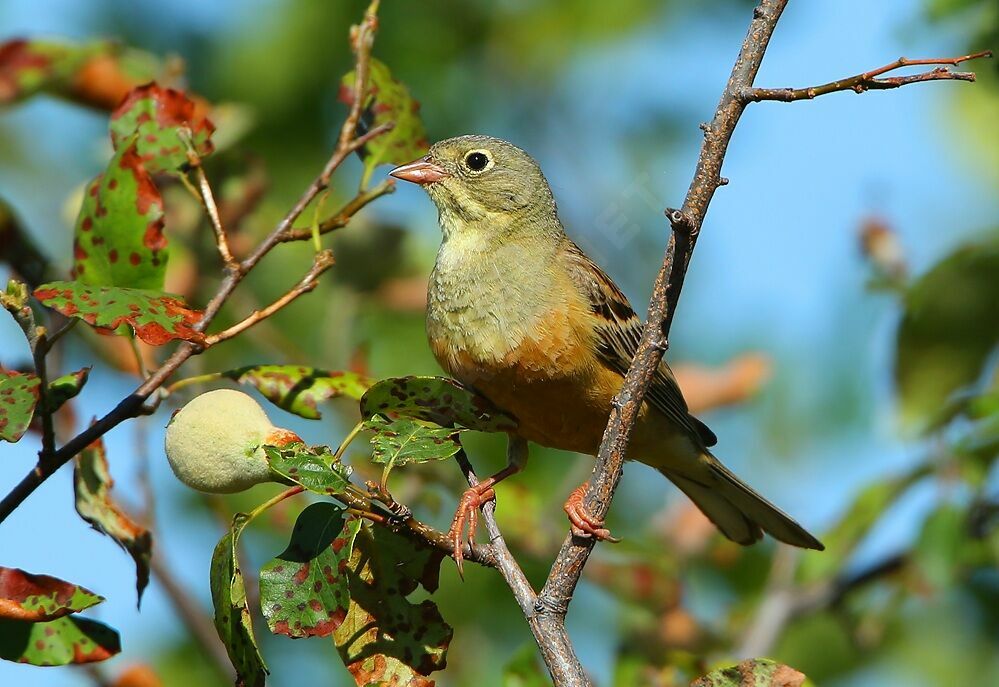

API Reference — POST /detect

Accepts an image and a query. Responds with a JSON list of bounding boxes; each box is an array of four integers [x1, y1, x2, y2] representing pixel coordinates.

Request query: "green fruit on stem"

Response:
[[165, 388, 301, 493]]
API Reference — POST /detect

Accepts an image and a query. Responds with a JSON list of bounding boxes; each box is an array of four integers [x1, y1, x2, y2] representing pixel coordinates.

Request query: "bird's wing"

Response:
[[562, 240, 717, 447]]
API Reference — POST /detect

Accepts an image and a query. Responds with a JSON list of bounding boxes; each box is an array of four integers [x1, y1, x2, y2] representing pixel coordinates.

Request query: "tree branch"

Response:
[[203, 249, 336, 346], [0, 3, 390, 526], [742, 49, 992, 102], [523, 2, 795, 684]]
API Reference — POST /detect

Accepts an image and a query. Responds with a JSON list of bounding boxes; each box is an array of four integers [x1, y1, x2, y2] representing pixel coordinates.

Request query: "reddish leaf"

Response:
[[222, 365, 371, 419], [110, 83, 215, 174], [334, 523, 451, 687], [34, 281, 204, 346], [259, 503, 352, 638], [74, 437, 152, 605], [72, 139, 167, 290], [0, 39, 105, 104], [0, 567, 102, 622], [0, 368, 40, 443], [0, 38, 169, 110], [0, 615, 120, 666]]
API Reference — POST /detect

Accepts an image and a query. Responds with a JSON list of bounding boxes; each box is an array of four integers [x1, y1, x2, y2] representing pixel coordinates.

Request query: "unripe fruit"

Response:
[[165, 389, 301, 493]]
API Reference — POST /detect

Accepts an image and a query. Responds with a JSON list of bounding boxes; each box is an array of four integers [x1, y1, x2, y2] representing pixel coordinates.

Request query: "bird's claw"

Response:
[[448, 483, 495, 578], [564, 481, 620, 543]]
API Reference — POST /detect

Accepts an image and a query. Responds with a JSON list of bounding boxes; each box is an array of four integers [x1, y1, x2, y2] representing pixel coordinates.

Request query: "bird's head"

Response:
[[390, 135, 558, 234]]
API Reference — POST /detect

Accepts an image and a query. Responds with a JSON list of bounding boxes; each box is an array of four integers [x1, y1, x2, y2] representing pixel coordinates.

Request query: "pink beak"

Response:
[[390, 156, 450, 185]]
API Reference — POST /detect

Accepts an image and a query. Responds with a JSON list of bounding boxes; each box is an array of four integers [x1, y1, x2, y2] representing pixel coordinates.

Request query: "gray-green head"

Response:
[[390, 135, 558, 231]]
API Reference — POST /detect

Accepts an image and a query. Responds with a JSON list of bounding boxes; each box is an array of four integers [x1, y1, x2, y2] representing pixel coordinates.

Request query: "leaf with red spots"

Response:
[[0, 614, 120, 666], [0, 38, 167, 110], [34, 281, 204, 346], [211, 514, 267, 687], [360, 376, 518, 433], [263, 443, 353, 498], [0, 39, 107, 105], [74, 437, 153, 606], [46, 367, 90, 413], [259, 502, 354, 639], [0, 567, 102, 622], [222, 365, 371, 420], [340, 58, 428, 183], [364, 416, 463, 469], [73, 138, 167, 290], [691, 659, 806, 687], [0, 368, 40, 443], [110, 83, 215, 174], [333, 522, 451, 687]]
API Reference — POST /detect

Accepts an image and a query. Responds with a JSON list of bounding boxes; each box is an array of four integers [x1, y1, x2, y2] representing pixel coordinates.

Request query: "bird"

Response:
[[390, 135, 823, 567]]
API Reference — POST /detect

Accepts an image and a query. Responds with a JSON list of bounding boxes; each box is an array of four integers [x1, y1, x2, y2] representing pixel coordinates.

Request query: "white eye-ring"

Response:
[[464, 149, 493, 173]]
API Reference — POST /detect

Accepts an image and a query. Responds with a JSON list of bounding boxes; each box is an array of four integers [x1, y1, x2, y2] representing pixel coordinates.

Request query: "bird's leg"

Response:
[[563, 481, 620, 542], [449, 436, 528, 576]]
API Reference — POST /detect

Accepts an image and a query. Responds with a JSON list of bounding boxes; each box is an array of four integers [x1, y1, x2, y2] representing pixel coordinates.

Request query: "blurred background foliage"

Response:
[[0, 0, 997, 686]]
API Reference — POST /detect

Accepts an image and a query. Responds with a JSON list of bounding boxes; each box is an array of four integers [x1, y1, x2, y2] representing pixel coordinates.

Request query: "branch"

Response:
[[203, 249, 336, 346], [742, 49, 992, 102], [277, 178, 396, 243], [0, 2, 390, 526], [535, 6, 792, 672]]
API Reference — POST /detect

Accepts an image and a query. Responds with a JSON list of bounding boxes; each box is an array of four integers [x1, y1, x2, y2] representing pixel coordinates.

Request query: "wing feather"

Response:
[[562, 240, 717, 447]]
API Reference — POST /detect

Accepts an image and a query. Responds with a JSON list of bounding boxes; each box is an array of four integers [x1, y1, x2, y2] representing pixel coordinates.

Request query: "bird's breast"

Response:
[[426, 238, 615, 453]]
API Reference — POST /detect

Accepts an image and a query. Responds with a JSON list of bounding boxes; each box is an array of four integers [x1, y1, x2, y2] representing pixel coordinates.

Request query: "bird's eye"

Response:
[[464, 151, 490, 172]]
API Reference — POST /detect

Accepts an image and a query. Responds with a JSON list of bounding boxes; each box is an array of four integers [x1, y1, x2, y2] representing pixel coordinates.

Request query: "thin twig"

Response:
[[278, 178, 396, 243], [181, 128, 238, 268], [0, 4, 391, 526], [529, 3, 793, 683], [203, 250, 336, 346], [742, 49, 992, 102]]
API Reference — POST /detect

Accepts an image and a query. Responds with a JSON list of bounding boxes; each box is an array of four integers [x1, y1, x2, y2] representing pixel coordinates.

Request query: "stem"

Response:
[[333, 420, 366, 463], [164, 372, 224, 396], [246, 485, 304, 524], [742, 49, 992, 102]]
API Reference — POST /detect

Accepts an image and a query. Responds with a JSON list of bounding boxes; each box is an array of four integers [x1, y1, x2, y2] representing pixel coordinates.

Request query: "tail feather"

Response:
[[664, 455, 824, 551]]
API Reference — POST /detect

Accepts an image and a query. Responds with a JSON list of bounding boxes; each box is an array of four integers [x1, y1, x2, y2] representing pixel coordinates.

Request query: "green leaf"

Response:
[[0, 39, 107, 104], [360, 376, 517, 433], [896, 235, 999, 431], [222, 365, 371, 420], [691, 659, 807, 687], [211, 514, 267, 687], [0, 615, 120, 666], [334, 523, 451, 687], [0, 368, 40, 443], [72, 139, 167, 290], [110, 83, 215, 174], [0, 567, 103, 622], [34, 281, 204, 346], [339, 57, 429, 182], [74, 437, 153, 605], [259, 503, 354, 638], [264, 443, 353, 497], [365, 416, 463, 467], [46, 367, 90, 413]]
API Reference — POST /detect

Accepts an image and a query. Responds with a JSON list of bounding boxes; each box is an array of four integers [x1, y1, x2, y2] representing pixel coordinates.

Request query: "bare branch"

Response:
[[278, 178, 396, 243], [0, 2, 393, 525], [203, 250, 335, 346], [742, 49, 992, 102]]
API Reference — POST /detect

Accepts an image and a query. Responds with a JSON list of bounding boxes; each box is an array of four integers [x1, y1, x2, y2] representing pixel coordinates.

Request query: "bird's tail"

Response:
[[661, 454, 823, 550]]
